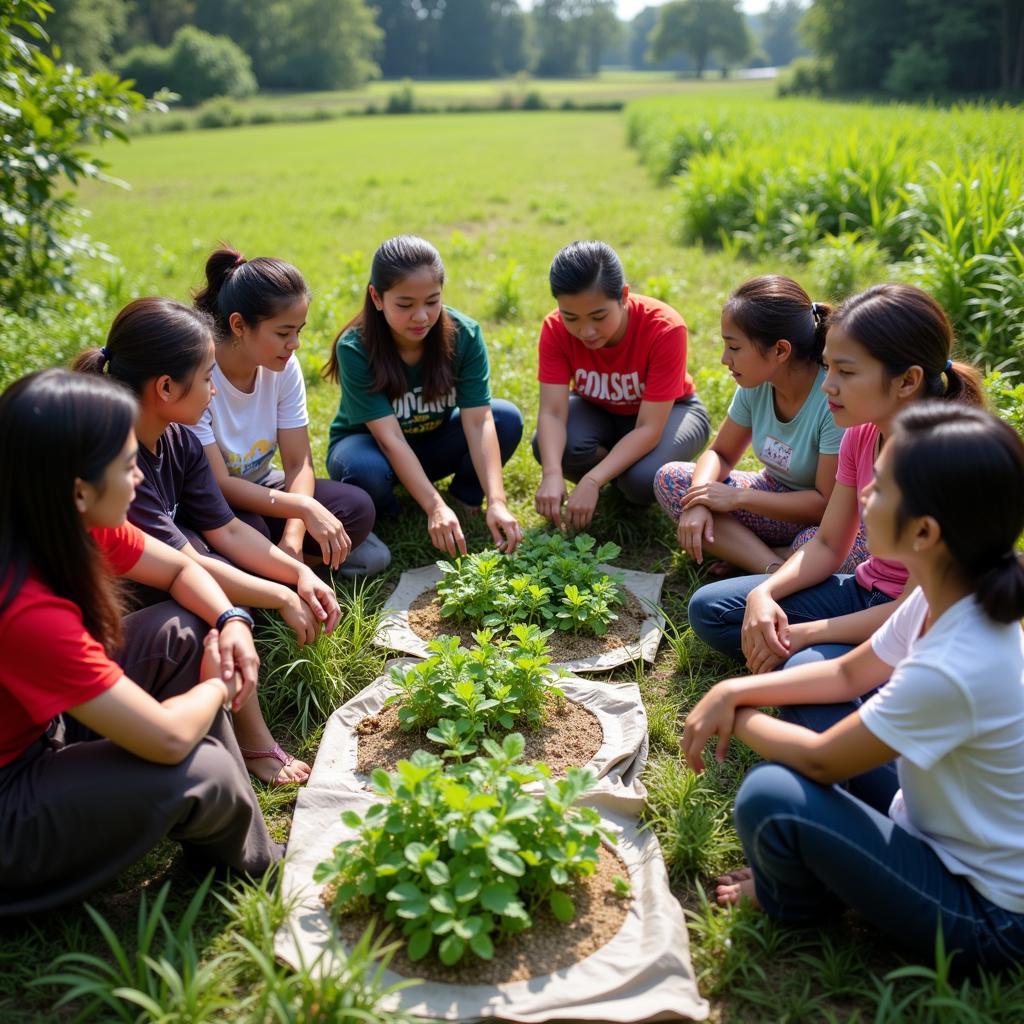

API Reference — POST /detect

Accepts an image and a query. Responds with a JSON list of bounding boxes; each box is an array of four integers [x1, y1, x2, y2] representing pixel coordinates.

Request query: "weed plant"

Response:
[[388, 624, 563, 760], [437, 530, 625, 636], [315, 734, 610, 966]]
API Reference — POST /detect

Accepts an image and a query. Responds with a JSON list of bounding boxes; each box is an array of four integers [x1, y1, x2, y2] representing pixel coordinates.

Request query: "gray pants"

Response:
[[0, 602, 281, 916], [532, 393, 710, 505]]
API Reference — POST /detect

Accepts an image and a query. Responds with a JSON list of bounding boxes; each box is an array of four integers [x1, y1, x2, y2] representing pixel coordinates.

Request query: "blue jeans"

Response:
[[735, 763, 1024, 972], [687, 572, 894, 666], [325, 399, 523, 516], [689, 572, 899, 802]]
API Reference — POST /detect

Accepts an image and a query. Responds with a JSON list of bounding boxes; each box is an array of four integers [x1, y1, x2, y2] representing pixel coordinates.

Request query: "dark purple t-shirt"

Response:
[[129, 423, 234, 549]]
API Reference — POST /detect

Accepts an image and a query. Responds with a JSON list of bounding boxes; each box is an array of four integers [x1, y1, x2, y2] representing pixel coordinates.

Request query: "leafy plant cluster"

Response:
[[1, 0, 146, 314], [626, 95, 1024, 368], [437, 531, 625, 637], [388, 624, 563, 761], [315, 734, 610, 967]]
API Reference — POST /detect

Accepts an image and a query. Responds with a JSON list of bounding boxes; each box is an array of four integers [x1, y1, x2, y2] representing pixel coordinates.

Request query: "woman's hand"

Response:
[[677, 505, 715, 564], [486, 500, 522, 554], [200, 628, 246, 712], [681, 681, 739, 773], [296, 566, 341, 633], [300, 497, 351, 570], [535, 472, 567, 528], [742, 587, 791, 674], [279, 590, 320, 647], [564, 476, 600, 532], [428, 502, 467, 558], [681, 480, 742, 514], [217, 619, 259, 710]]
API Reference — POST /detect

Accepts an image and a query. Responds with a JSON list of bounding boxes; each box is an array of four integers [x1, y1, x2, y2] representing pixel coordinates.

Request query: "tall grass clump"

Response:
[[257, 579, 387, 738], [627, 95, 1024, 369]]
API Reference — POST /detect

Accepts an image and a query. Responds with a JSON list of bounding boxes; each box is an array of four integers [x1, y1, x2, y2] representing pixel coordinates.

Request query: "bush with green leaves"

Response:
[[436, 531, 625, 637], [315, 735, 611, 966], [115, 26, 257, 106], [387, 625, 563, 760], [1, 0, 145, 313]]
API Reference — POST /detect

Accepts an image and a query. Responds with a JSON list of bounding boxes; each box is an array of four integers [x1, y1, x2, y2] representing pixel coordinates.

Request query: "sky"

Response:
[[615, 0, 771, 18]]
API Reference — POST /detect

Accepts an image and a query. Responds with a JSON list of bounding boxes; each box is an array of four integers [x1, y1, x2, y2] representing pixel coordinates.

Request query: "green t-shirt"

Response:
[[726, 368, 844, 491], [328, 306, 492, 447]]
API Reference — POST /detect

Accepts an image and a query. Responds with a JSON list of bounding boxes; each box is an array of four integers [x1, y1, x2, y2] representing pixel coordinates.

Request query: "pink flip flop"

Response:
[[239, 742, 307, 787]]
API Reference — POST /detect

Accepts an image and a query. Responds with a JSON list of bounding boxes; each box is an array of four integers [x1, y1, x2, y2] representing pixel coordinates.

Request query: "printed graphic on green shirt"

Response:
[[394, 386, 458, 433]]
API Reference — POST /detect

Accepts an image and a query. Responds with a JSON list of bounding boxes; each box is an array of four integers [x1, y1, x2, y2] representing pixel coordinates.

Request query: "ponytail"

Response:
[[830, 284, 985, 408], [73, 298, 213, 398], [889, 402, 1024, 623], [724, 276, 827, 364], [974, 552, 1024, 624], [194, 244, 310, 341]]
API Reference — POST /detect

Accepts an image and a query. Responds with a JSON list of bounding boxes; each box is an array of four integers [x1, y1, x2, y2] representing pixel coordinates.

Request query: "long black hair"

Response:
[[73, 297, 214, 396], [889, 401, 1024, 623], [323, 235, 455, 403], [194, 244, 310, 342], [0, 370, 138, 651]]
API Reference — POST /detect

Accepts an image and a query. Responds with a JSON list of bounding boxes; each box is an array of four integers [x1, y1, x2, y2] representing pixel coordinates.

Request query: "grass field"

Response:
[[3, 96, 1024, 1022]]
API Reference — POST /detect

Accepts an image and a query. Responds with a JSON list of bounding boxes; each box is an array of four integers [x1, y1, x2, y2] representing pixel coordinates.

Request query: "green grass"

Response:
[[5, 93, 1024, 1021]]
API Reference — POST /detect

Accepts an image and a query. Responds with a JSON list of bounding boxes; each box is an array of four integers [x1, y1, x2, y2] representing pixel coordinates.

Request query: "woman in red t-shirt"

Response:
[[533, 240, 710, 530], [0, 370, 280, 915]]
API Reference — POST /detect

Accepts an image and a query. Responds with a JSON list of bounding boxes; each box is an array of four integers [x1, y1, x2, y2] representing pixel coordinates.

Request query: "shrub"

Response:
[[386, 80, 416, 115], [809, 232, 889, 301], [387, 626, 563, 760], [436, 531, 625, 637], [776, 56, 834, 97], [114, 26, 256, 106], [1, 0, 144, 314], [195, 97, 246, 130], [315, 735, 610, 966]]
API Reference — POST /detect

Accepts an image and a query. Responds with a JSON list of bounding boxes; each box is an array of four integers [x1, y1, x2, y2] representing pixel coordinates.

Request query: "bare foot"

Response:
[[715, 867, 761, 908], [241, 743, 311, 787]]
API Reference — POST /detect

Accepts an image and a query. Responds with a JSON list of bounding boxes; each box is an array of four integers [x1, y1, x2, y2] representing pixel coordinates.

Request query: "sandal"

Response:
[[239, 742, 309, 787]]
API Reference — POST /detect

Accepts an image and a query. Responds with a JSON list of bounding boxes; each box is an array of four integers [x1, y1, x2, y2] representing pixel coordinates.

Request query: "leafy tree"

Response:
[[41, 0, 128, 70], [802, 0, 1011, 94], [532, 0, 618, 77], [649, 0, 751, 78], [374, 0, 442, 78], [121, 0, 193, 47], [758, 0, 807, 67], [194, 0, 380, 90], [1, 0, 145, 313], [630, 5, 691, 71]]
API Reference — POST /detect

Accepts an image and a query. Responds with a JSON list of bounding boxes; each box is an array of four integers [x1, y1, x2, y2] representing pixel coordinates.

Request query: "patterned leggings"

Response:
[[654, 462, 869, 574]]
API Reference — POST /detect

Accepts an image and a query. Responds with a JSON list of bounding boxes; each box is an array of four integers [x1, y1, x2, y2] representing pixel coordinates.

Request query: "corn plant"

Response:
[[315, 734, 611, 967]]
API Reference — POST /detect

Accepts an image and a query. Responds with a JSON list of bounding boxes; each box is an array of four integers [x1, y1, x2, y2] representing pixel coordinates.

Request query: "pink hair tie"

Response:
[[233, 253, 246, 268]]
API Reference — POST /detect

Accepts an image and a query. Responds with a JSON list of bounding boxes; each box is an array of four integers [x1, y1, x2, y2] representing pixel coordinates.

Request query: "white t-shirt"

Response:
[[861, 587, 1024, 912], [190, 357, 309, 483]]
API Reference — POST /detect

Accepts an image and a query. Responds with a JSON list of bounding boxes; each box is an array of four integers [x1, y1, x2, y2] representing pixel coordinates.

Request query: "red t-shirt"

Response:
[[0, 523, 146, 766], [836, 423, 908, 599], [537, 293, 695, 416]]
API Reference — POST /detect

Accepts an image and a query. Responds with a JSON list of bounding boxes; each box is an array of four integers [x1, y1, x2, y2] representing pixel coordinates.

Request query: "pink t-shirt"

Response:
[[836, 423, 908, 599]]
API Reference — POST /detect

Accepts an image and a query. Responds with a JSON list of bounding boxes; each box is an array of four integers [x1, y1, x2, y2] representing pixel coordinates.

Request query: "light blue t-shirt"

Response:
[[726, 368, 843, 490]]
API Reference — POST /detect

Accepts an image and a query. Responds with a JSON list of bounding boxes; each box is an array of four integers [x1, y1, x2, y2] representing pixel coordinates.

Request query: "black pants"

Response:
[[0, 602, 281, 916]]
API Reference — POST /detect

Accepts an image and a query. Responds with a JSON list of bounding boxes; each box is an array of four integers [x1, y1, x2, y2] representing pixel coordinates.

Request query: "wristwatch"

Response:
[[215, 606, 255, 632]]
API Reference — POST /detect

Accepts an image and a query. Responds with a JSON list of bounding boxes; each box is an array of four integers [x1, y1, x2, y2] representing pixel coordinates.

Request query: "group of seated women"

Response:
[[1, 235, 1021, 978]]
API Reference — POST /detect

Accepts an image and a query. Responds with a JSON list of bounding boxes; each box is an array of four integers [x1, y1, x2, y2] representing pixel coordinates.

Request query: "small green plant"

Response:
[[436, 530, 625, 638], [315, 735, 611, 967], [36, 874, 235, 1022], [387, 625, 563, 760]]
